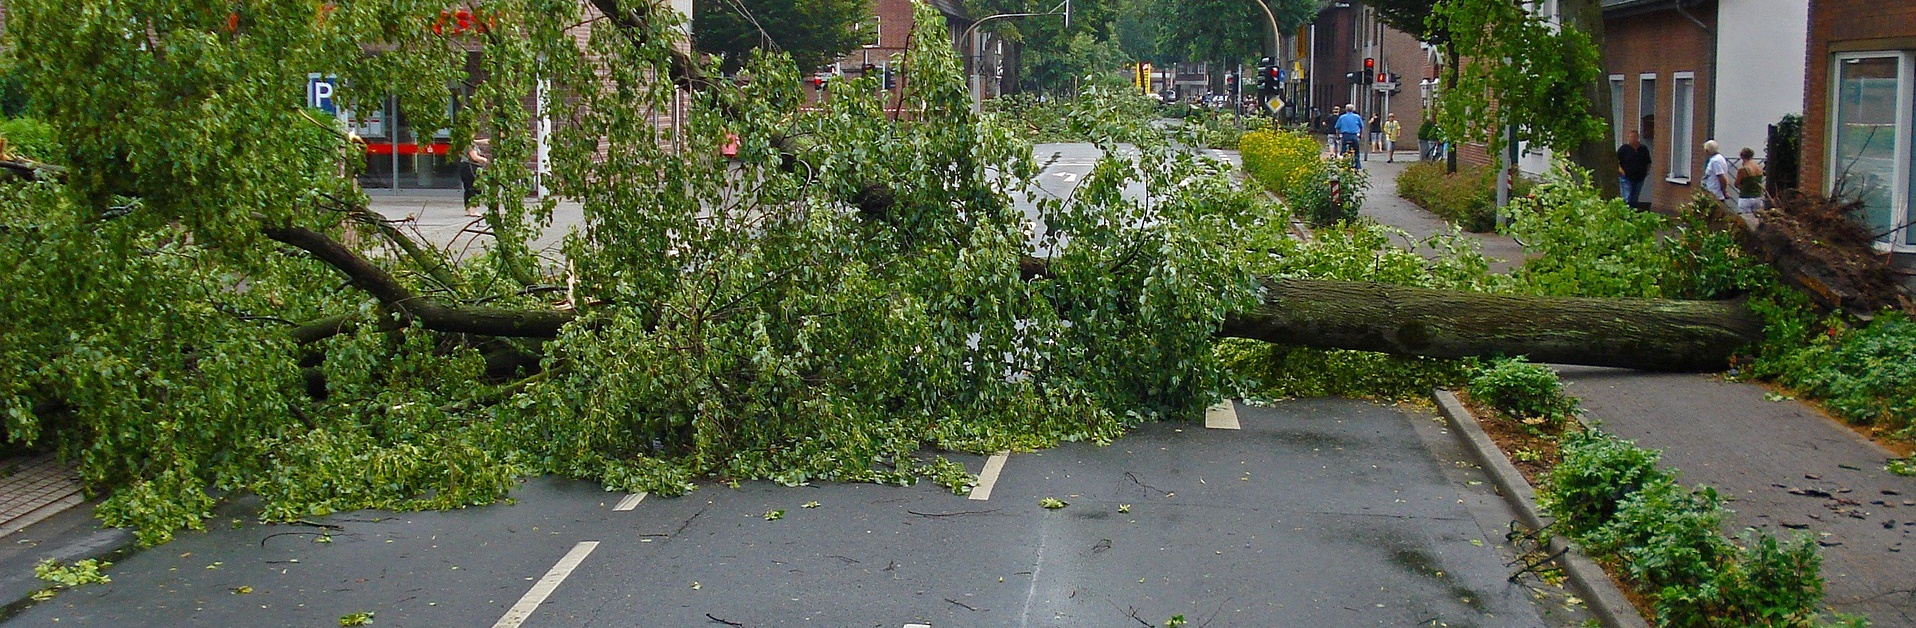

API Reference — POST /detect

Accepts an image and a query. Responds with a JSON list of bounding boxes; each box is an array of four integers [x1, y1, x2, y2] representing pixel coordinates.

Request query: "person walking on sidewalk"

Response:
[[1735, 147, 1765, 216], [1367, 114, 1382, 152], [1382, 114, 1401, 163], [1701, 139, 1733, 210], [1616, 130, 1650, 207], [459, 138, 491, 217], [1335, 105, 1364, 168]]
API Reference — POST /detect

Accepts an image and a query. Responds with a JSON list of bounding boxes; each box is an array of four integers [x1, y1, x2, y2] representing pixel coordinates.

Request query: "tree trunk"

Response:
[[1217, 277, 1763, 372]]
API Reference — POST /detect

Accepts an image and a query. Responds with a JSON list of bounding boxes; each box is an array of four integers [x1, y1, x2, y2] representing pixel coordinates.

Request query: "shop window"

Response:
[[1670, 73, 1694, 181], [1828, 52, 1912, 248]]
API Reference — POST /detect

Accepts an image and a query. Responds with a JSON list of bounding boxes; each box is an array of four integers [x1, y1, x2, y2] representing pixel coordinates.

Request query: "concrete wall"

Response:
[[1713, 0, 1807, 162]]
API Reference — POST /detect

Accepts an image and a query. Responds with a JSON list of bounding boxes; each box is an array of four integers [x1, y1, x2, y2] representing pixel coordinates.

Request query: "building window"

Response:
[[1609, 75, 1625, 142], [1828, 52, 1915, 248], [1638, 74, 1657, 146], [864, 18, 881, 48], [1670, 73, 1695, 181]]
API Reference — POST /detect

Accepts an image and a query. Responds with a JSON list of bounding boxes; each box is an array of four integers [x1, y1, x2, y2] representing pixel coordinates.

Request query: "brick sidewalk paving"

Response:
[[0, 455, 84, 538]]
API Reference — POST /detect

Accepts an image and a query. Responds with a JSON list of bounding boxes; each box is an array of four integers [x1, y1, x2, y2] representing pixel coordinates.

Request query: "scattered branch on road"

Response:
[[1124, 472, 1173, 497], [704, 613, 745, 627], [944, 598, 982, 611]]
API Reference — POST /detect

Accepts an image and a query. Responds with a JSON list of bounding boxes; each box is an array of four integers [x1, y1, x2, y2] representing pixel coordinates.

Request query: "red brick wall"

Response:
[[1801, 0, 1916, 195], [821, 0, 913, 102], [1375, 24, 1425, 148], [1603, 5, 1717, 212]]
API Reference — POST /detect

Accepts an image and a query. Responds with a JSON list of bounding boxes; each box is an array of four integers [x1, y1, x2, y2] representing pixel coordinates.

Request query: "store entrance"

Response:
[[356, 53, 478, 191]]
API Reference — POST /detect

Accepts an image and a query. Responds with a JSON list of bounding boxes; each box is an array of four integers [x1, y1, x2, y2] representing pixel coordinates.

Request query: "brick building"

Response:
[[815, 0, 985, 104], [1802, 0, 1916, 253], [1306, 2, 1428, 153], [1589, 0, 1808, 213]]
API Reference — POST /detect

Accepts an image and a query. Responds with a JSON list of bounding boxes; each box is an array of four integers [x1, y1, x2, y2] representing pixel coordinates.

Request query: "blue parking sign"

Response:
[[307, 73, 337, 114]]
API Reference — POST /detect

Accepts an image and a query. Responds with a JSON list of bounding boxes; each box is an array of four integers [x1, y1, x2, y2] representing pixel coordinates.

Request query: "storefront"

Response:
[[352, 52, 480, 191]]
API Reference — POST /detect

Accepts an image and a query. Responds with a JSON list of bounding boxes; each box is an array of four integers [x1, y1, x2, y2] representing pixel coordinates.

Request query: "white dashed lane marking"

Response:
[[1205, 400, 1241, 430], [613, 492, 647, 511], [968, 452, 1009, 501], [491, 541, 600, 628]]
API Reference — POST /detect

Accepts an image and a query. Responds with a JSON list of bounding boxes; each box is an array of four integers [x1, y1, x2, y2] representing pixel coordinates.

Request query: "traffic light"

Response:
[[810, 75, 827, 91], [861, 63, 876, 77], [1345, 71, 1361, 84], [1363, 57, 1375, 72], [1263, 66, 1281, 95], [883, 65, 896, 90], [1224, 73, 1237, 95], [1376, 72, 1387, 84]]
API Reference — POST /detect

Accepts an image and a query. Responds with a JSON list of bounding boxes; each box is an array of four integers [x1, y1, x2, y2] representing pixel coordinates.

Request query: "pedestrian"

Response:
[[1615, 129, 1651, 207], [1335, 104, 1364, 168], [460, 137, 490, 217], [1701, 140, 1733, 210], [1735, 147, 1765, 216], [1367, 114, 1382, 152], [1382, 114, 1401, 163]]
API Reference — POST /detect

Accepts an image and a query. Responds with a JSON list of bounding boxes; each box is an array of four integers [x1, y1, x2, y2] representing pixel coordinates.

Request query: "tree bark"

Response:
[[264, 224, 578, 338], [1217, 277, 1763, 372]]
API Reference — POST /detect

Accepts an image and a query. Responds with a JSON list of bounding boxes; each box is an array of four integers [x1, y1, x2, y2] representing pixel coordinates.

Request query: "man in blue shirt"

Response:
[[1334, 104, 1364, 168]]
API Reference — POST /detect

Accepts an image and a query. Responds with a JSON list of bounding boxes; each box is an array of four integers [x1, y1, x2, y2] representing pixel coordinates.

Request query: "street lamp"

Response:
[[1246, 0, 1280, 60]]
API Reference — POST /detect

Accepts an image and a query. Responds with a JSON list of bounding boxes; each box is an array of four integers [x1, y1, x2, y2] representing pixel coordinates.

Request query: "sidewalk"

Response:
[[1354, 160, 1916, 626], [1355, 158, 1528, 273]]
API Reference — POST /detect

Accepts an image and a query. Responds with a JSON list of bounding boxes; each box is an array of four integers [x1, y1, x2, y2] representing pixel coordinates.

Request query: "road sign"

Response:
[[307, 73, 337, 114], [1372, 81, 1399, 93]]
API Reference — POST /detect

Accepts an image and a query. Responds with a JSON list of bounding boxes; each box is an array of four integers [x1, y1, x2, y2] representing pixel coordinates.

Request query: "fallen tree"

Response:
[[0, 0, 1775, 545]]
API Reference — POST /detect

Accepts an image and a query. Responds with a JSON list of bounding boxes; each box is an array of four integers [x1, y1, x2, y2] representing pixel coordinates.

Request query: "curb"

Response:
[[1237, 173, 1315, 243], [1432, 389, 1650, 628]]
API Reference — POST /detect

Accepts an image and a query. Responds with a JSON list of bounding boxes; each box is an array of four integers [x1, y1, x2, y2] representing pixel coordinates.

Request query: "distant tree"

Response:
[[693, 0, 874, 73]]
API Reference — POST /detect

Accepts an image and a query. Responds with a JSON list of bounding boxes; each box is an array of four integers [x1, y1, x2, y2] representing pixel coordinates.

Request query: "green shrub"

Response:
[[1544, 430, 1853, 627], [1504, 163, 1760, 300], [1584, 476, 1729, 589], [1541, 429, 1673, 537], [1653, 530, 1840, 628], [1239, 129, 1324, 199], [1395, 161, 1500, 232], [1752, 311, 1916, 438], [1467, 358, 1580, 423], [1289, 157, 1367, 227]]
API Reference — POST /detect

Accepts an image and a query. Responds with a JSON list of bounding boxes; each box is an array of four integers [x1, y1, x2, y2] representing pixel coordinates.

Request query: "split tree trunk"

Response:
[[1218, 277, 1764, 372]]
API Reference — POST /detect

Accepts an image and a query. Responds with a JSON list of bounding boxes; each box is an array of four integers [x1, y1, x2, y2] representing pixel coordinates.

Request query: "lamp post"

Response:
[[1247, 0, 1280, 60]]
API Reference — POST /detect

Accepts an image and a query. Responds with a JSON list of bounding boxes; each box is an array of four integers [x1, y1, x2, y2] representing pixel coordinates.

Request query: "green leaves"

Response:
[[1430, 0, 1606, 156], [1544, 429, 1848, 626], [1467, 358, 1580, 425]]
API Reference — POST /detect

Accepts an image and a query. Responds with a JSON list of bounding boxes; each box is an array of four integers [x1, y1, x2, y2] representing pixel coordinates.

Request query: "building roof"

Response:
[[1603, 0, 1702, 17], [926, 0, 969, 21]]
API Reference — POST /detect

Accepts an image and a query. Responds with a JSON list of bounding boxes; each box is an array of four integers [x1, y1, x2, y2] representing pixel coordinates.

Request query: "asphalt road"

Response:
[[6, 398, 1589, 627]]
